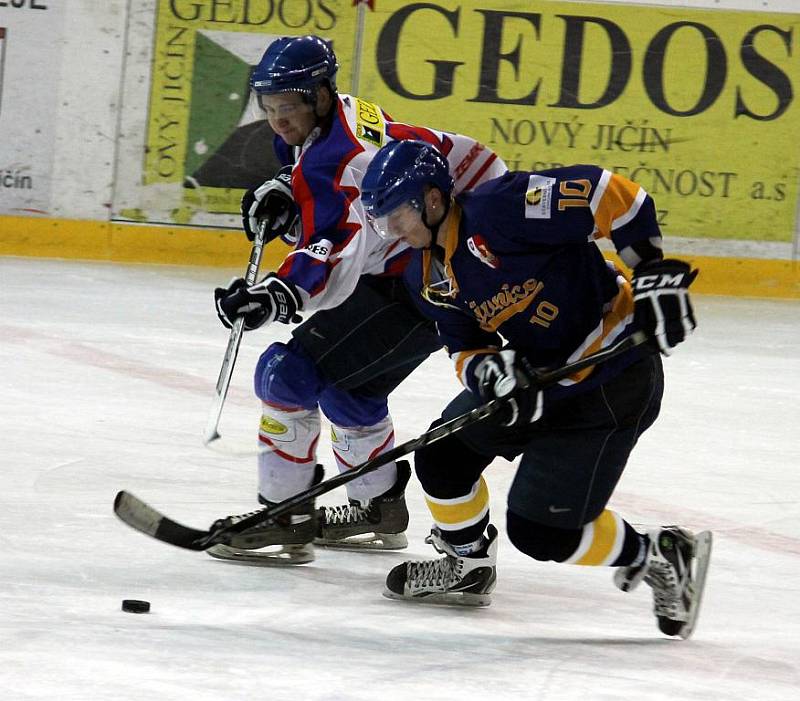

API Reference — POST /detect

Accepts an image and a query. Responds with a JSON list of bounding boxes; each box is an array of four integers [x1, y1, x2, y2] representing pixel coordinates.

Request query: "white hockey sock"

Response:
[[330, 414, 396, 504], [258, 404, 321, 503]]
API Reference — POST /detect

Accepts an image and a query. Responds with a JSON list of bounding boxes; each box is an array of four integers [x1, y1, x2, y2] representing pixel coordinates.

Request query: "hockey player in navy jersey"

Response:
[[211, 36, 506, 565], [360, 140, 712, 639]]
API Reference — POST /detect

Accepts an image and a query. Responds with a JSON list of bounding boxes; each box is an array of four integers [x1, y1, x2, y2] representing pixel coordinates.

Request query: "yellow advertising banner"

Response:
[[143, 0, 357, 217], [358, 1, 800, 242]]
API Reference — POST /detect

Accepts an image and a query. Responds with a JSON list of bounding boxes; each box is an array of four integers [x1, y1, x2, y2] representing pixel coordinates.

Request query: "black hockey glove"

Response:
[[241, 165, 300, 244], [632, 258, 698, 356], [214, 274, 303, 330], [474, 350, 543, 428]]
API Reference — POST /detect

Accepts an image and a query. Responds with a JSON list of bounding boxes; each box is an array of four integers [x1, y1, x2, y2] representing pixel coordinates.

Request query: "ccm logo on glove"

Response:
[[633, 268, 693, 292], [632, 258, 698, 356]]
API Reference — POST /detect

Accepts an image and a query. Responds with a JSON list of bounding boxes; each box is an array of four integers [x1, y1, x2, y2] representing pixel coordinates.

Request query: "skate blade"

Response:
[[206, 543, 314, 566], [316, 531, 408, 551], [382, 588, 491, 607], [678, 530, 713, 640]]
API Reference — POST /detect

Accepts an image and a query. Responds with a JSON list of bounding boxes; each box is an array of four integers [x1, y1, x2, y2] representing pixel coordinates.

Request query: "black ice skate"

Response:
[[383, 524, 498, 606], [315, 460, 411, 550], [614, 526, 713, 639], [206, 466, 323, 566]]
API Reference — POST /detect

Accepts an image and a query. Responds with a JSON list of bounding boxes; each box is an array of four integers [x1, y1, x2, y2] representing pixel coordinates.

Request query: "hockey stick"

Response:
[[203, 218, 269, 446], [115, 331, 647, 551]]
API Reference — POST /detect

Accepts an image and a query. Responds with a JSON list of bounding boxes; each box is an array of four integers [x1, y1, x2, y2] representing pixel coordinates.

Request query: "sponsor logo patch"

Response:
[[524, 175, 555, 219], [354, 98, 384, 146], [260, 416, 288, 435], [356, 123, 382, 146], [302, 239, 332, 261], [467, 234, 500, 269]]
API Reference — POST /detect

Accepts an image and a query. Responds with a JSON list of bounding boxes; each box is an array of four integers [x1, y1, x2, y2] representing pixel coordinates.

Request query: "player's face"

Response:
[[260, 92, 316, 145], [369, 201, 431, 248]]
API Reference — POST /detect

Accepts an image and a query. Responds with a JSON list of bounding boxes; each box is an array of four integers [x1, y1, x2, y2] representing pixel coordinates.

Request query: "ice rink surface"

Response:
[[1, 255, 799, 701]]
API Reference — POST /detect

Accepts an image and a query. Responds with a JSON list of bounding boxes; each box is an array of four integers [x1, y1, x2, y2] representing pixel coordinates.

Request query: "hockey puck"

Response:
[[121, 599, 150, 614]]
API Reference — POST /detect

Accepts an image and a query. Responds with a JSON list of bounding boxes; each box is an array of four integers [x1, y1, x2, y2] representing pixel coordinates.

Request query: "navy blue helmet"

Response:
[[361, 140, 454, 219], [250, 35, 338, 96]]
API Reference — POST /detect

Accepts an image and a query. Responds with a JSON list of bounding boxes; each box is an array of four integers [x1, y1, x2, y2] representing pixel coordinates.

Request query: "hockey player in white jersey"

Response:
[[212, 36, 506, 565]]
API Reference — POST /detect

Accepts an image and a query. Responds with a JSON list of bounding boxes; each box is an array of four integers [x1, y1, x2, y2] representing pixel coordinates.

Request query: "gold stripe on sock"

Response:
[[575, 510, 622, 566], [425, 477, 489, 529]]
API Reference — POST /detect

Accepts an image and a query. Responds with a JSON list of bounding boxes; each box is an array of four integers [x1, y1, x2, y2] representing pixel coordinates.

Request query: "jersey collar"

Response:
[[421, 201, 462, 308]]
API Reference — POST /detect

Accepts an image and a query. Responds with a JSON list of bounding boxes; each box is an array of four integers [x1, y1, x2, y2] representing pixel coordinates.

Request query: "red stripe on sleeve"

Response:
[[462, 153, 498, 192]]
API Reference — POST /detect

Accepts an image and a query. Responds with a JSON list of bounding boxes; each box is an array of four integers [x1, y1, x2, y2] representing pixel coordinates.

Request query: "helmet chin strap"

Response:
[[420, 194, 451, 252], [310, 84, 336, 131]]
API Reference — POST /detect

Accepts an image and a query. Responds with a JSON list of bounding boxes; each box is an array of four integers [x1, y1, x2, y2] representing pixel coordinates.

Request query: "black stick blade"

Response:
[[113, 491, 211, 551]]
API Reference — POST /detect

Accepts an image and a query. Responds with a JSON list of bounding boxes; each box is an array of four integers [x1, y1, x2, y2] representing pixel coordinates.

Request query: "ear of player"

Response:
[[241, 165, 300, 244], [214, 273, 303, 330], [632, 258, 699, 356], [474, 349, 543, 427]]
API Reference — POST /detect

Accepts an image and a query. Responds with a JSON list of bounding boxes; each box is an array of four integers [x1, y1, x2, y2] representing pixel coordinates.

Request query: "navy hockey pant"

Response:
[[416, 353, 664, 537]]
